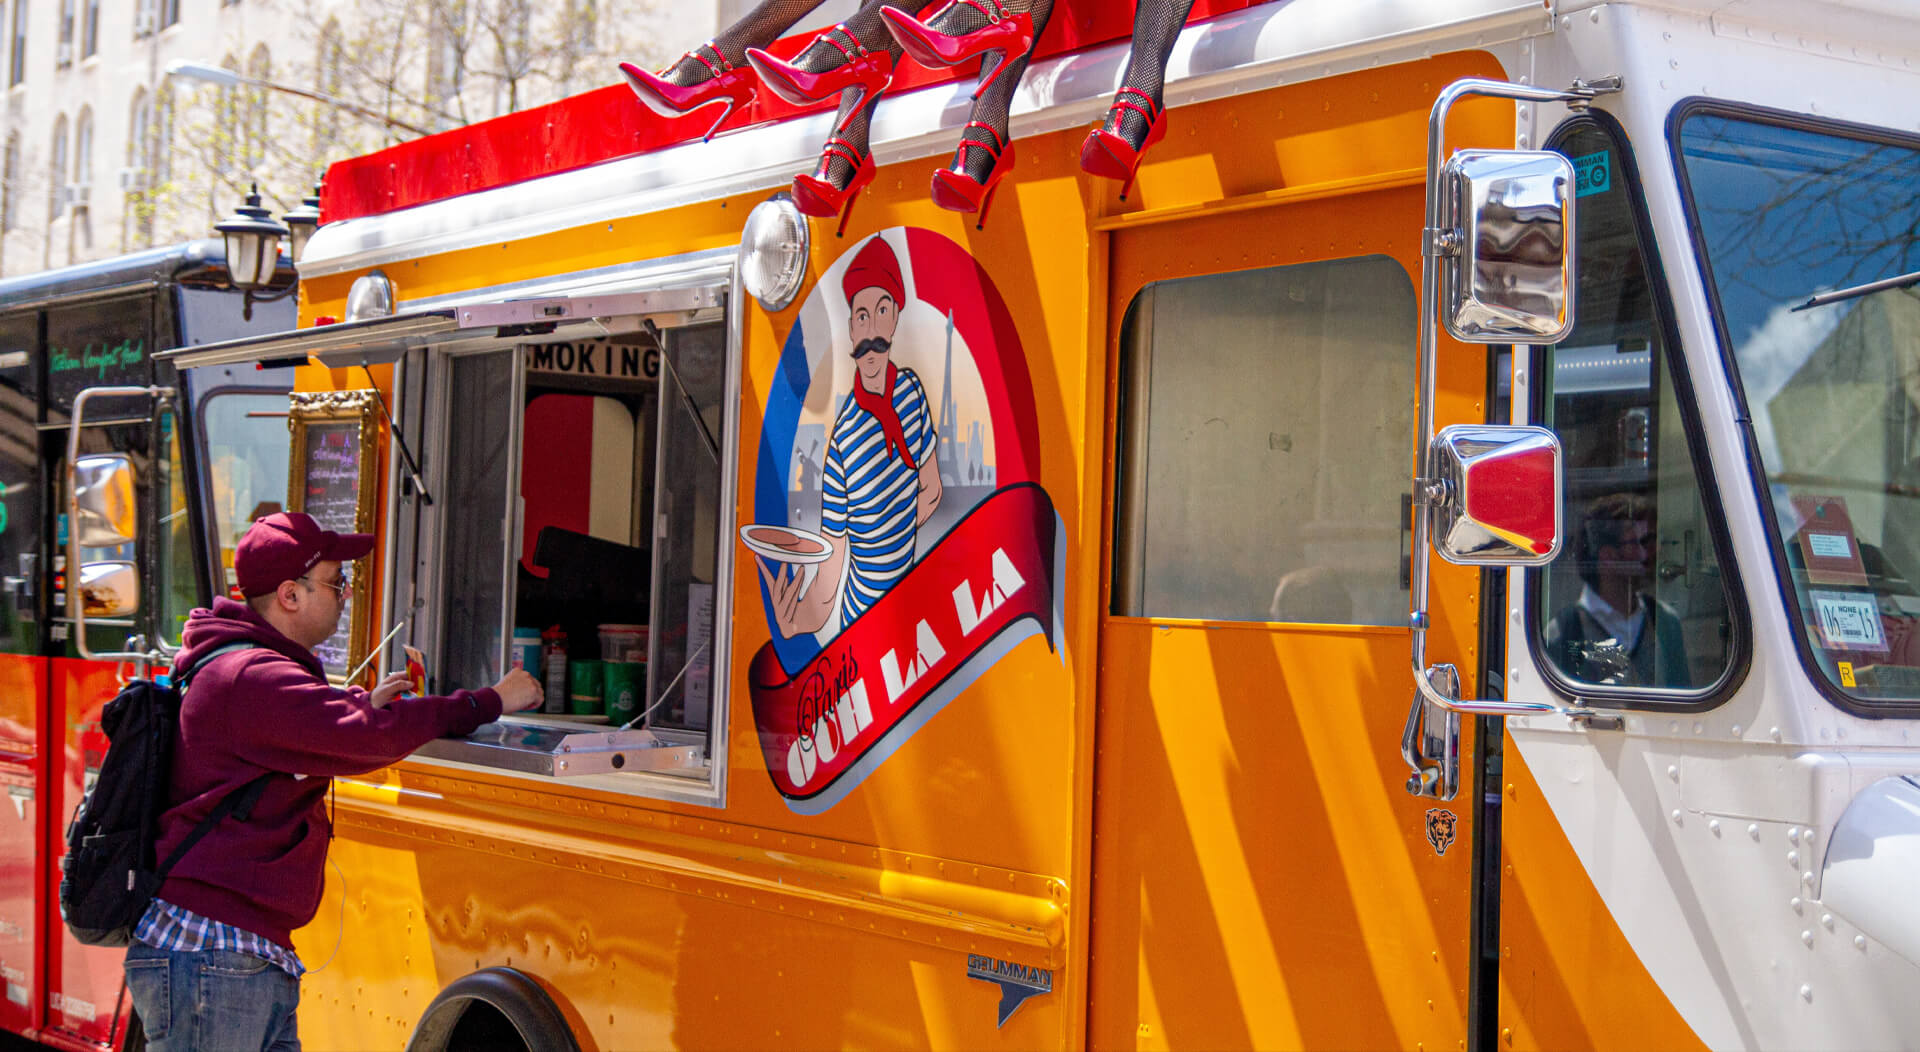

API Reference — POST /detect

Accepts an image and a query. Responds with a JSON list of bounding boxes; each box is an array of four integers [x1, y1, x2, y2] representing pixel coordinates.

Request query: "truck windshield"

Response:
[[1677, 111, 1920, 704]]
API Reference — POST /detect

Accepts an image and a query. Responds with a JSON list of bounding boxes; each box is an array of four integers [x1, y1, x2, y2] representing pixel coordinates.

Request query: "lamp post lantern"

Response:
[[283, 185, 322, 264], [215, 184, 292, 319]]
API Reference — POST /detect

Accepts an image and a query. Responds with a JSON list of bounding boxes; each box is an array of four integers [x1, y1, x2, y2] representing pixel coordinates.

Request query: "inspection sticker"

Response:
[[1811, 590, 1886, 652], [1838, 662, 1858, 688], [1574, 151, 1612, 196], [1807, 533, 1851, 559]]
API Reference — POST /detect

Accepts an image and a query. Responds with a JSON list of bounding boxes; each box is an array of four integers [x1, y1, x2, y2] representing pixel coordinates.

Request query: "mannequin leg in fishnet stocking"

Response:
[[933, 0, 1055, 215], [1078, 0, 1196, 196], [795, 0, 937, 191], [1103, 0, 1196, 147], [659, 1, 827, 86]]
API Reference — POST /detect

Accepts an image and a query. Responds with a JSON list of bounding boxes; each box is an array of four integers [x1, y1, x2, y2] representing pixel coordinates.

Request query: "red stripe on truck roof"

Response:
[[320, 1, 1256, 223]]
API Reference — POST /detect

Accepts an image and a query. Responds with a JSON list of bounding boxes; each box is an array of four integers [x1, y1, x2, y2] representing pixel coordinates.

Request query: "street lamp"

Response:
[[164, 59, 432, 138], [282, 185, 322, 263], [215, 184, 292, 320]]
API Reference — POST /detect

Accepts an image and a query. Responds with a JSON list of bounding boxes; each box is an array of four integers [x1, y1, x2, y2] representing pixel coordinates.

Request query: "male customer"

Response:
[[122, 512, 541, 1051]]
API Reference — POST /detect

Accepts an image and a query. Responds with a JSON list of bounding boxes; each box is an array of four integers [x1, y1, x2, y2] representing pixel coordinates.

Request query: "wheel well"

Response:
[[405, 967, 579, 1052]]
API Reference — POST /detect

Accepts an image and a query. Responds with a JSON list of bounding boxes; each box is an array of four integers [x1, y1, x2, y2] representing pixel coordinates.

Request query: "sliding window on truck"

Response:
[[413, 319, 730, 796]]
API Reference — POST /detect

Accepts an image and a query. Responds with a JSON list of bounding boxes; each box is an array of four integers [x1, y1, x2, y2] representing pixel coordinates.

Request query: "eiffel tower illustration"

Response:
[[937, 309, 958, 485]]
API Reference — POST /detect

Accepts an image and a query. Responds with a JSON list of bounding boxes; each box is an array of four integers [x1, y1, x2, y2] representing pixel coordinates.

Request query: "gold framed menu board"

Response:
[[287, 390, 379, 683]]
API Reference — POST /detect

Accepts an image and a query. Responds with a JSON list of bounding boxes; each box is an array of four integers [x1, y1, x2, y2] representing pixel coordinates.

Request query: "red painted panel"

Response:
[[42, 658, 131, 1050], [322, 0, 1258, 221], [0, 653, 46, 1041]]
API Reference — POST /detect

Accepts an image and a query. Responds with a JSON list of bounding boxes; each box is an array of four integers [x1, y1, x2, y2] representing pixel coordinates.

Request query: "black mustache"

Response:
[[851, 337, 891, 359]]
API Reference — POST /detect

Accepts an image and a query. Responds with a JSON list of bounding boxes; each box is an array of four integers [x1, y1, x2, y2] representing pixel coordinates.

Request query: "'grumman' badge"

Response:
[[1426, 808, 1458, 856], [967, 954, 1053, 1027]]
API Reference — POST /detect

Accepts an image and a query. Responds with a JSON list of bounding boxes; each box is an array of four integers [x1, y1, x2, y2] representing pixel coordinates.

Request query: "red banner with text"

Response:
[[748, 484, 1061, 813]]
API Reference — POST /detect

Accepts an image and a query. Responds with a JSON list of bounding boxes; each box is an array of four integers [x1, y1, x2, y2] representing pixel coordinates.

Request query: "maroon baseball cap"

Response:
[[235, 512, 374, 599]]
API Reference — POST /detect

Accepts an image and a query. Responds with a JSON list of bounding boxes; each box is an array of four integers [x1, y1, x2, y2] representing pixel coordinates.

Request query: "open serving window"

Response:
[[158, 266, 740, 804]]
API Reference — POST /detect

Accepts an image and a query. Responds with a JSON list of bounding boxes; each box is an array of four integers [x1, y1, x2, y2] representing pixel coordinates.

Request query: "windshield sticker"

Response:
[[1811, 591, 1887, 653], [744, 228, 1065, 815], [1573, 151, 1611, 197], [1807, 533, 1851, 559], [1838, 661, 1858, 688]]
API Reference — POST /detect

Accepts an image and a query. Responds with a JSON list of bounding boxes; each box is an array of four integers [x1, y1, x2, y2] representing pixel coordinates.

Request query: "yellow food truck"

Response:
[[50, 0, 1920, 1048]]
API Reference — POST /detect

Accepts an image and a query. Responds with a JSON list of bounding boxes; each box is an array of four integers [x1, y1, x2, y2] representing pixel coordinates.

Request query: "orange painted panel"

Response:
[[1498, 740, 1706, 1052], [1086, 54, 1508, 1051], [1089, 621, 1476, 1051]]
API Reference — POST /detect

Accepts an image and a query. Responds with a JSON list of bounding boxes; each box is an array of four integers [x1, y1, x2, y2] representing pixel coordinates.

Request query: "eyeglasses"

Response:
[[300, 572, 350, 599]]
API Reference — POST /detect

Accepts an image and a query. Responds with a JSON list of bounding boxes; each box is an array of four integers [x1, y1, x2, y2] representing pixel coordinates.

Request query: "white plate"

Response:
[[739, 523, 832, 564]]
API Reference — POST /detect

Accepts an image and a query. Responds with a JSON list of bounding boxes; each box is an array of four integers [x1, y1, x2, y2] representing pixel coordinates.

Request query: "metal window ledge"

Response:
[[413, 720, 705, 778], [153, 287, 724, 371]]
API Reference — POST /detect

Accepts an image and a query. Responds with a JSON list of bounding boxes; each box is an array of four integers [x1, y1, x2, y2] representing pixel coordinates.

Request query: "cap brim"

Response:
[[322, 532, 376, 563]]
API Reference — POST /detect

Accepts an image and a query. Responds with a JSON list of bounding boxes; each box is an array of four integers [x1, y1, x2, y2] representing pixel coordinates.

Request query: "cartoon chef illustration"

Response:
[[762, 235, 944, 638]]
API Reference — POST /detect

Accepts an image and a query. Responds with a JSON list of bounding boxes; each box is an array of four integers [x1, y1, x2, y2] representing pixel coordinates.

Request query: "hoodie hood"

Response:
[[173, 597, 324, 680]]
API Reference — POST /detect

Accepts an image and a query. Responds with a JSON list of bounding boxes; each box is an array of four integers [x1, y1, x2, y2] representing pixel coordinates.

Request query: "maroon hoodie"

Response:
[[156, 597, 503, 947]]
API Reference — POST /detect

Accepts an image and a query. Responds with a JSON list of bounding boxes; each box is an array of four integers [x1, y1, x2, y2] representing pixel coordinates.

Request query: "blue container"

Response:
[[510, 628, 542, 679]]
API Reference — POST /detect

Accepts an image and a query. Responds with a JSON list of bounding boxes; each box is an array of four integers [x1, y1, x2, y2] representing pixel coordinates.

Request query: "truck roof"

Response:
[[319, 0, 1262, 224], [0, 239, 292, 311]]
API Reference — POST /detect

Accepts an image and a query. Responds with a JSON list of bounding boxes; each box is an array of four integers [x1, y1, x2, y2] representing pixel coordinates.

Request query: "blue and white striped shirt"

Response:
[[132, 898, 305, 977], [821, 368, 935, 626]]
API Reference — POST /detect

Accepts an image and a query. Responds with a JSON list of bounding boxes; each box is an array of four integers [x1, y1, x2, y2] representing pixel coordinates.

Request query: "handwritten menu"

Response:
[[298, 421, 365, 678]]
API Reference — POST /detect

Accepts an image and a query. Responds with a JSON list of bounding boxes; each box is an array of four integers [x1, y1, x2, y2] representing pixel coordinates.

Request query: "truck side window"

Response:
[[1112, 255, 1415, 625], [1533, 120, 1738, 695]]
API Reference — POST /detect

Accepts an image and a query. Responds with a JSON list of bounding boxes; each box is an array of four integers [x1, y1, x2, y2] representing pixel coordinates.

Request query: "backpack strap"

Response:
[[173, 641, 257, 691], [152, 772, 275, 883]]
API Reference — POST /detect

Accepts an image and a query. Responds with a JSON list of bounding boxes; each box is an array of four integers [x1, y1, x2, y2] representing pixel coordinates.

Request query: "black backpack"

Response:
[[60, 643, 272, 947]]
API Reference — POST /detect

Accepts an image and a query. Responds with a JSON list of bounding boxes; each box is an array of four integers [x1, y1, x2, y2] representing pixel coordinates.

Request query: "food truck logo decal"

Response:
[[744, 228, 1064, 814]]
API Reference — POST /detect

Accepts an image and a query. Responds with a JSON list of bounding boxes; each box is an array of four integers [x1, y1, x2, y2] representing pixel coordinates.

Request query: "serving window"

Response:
[[406, 312, 734, 800]]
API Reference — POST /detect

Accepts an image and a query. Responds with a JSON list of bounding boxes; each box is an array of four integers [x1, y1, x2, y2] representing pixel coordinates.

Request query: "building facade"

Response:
[[0, 0, 728, 278]]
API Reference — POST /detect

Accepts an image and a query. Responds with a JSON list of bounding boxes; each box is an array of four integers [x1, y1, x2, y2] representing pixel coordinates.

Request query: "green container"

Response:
[[568, 660, 605, 716], [604, 661, 645, 724]]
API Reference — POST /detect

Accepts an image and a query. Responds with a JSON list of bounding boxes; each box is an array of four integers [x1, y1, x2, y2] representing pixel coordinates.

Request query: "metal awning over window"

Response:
[[155, 287, 725, 370]]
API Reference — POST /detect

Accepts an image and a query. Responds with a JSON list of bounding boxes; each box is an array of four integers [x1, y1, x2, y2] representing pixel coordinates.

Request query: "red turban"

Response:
[[841, 236, 905, 310]]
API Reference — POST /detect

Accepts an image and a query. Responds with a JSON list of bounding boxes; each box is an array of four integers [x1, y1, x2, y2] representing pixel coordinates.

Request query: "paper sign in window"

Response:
[[1807, 533, 1850, 559], [1790, 495, 1868, 587], [1811, 590, 1887, 653]]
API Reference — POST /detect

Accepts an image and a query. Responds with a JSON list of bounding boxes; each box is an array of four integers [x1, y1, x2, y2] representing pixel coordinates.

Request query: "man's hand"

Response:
[[492, 668, 544, 713], [367, 671, 412, 710]]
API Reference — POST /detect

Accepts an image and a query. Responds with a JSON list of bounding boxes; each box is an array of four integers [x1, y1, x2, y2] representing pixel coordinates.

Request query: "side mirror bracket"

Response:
[[1399, 76, 1623, 798]]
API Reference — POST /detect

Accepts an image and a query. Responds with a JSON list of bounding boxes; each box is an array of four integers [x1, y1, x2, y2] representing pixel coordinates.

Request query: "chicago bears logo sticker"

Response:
[[1425, 808, 1458, 856]]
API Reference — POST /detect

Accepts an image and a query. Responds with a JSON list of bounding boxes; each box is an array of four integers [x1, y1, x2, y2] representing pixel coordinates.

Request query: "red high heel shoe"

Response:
[[931, 122, 1016, 230], [879, 1, 1035, 99], [1079, 87, 1168, 200], [746, 28, 895, 134], [619, 44, 756, 143], [793, 138, 877, 238]]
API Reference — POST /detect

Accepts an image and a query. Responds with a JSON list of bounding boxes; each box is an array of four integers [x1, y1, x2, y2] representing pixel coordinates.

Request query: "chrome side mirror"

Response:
[[73, 453, 138, 547], [77, 561, 139, 618], [1441, 150, 1576, 343], [1427, 425, 1562, 566]]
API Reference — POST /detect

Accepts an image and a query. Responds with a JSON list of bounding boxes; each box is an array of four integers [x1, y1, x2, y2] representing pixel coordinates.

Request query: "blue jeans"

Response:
[[123, 942, 301, 1052]]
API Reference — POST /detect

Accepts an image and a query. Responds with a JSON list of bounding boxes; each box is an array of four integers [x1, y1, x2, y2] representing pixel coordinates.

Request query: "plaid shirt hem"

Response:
[[133, 898, 305, 978]]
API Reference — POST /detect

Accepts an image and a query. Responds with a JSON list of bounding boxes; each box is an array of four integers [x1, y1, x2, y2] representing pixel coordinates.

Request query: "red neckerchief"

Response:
[[851, 362, 917, 469]]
